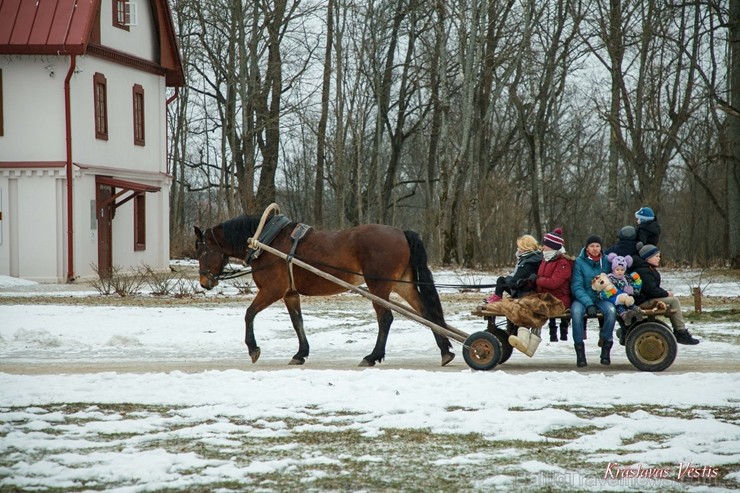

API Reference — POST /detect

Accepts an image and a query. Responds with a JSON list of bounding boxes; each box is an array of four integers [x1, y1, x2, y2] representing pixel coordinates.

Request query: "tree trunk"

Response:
[[729, 0, 740, 268], [314, 0, 334, 227]]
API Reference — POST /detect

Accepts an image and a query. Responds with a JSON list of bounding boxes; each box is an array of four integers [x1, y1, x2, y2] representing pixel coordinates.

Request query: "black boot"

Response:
[[600, 340, 613, 365], [560, 323, 568, 341], [674, 329, 700, 345], [549, 322, 558, 342], [574, 342, 587, 368]]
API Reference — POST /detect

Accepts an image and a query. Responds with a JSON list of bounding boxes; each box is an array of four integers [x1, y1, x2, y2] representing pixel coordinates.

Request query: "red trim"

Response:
[[96, 176, 161, 193], [87, 44, 166, 77]]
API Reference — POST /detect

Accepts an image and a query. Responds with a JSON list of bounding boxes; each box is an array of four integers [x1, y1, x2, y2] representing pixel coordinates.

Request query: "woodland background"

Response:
[[165, 0, 740, 268]]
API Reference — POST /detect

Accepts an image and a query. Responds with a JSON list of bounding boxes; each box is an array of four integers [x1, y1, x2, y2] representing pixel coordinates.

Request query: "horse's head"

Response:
[[194, 226, 229, 289]]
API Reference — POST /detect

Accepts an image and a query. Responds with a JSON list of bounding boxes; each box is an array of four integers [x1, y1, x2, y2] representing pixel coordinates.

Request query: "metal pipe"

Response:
[[64, 55, 76, 282]]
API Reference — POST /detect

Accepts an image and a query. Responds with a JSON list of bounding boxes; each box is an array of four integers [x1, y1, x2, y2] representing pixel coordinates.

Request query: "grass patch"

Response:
[[2, 401, 737, 492]]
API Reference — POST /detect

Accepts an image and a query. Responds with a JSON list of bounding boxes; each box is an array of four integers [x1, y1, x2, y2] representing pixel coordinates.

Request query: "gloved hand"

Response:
[[516, 273, 539, 288], [586, 305, 598, 317]]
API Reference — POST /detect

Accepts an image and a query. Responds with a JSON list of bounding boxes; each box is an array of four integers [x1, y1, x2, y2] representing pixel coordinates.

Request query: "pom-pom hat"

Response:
[[635, 207, 655, 222], [542, 227, 564, 250], [637, 242, 660, 260]]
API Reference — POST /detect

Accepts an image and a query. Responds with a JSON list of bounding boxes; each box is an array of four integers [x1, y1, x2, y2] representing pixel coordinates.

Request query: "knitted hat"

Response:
[[585, 234, 603, 247], [637, 242, 660, 260], [635, 207, 655, 222], [618, 225, 637, 241], [607, 252, 632, 271], [542, 227, 564, 250]]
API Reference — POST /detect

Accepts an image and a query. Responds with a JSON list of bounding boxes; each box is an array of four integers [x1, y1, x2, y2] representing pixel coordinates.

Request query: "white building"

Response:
[[0, 0, 184, 282]]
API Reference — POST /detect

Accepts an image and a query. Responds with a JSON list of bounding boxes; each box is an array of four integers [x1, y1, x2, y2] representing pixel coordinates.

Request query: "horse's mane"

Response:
[[220, 215, 262, 249]]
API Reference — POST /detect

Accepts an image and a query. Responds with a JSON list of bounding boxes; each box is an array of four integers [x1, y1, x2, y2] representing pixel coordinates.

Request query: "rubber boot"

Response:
[[549, 323, 558, 342], [574, 342, 587, 368], [509, 327, 531, 353], [559, 323, 568, 341], [523, 332, 542, 357], [600, 340, 613, 365]]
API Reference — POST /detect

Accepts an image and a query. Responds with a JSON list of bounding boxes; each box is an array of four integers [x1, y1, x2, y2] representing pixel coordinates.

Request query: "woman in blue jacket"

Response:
[[570, 234, 617, 367]]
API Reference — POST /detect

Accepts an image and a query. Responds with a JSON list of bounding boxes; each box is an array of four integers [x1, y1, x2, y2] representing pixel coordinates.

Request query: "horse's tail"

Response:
[[404, 231, 450, 341]]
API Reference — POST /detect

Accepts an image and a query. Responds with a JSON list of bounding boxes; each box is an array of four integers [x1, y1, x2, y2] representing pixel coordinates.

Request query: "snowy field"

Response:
[[0, 267, 739, 492]]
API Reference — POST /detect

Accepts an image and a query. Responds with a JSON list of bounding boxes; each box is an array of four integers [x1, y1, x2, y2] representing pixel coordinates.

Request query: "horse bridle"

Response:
[[197, 228, 230, 284]]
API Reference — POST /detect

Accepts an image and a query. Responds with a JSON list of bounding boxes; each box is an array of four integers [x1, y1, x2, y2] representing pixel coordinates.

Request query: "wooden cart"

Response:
[[471, 303, 679, 371]]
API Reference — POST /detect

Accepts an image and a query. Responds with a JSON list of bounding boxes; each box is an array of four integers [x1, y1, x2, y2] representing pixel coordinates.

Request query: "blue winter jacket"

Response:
[[570, 247, 611, 307]]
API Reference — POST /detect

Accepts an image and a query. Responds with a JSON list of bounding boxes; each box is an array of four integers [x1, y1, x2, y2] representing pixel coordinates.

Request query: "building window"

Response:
[[113, 0, 130, 31], [94, 73, 108, 140], [134, 193, 146, 251], [133, 84, 145, 146]]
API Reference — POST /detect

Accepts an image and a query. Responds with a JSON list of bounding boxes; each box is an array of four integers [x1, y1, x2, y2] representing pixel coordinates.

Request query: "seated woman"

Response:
[[630, 243, 700, 345], [486, 235, 542, 303], [535, 228, 572, 342]]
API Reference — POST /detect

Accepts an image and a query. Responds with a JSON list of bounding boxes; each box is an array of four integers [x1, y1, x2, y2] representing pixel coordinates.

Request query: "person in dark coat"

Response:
[[634, 206, 661, 246], [630, 243, 700, 345], [604, 225, 639, 257], [486, 235, 543, 303], [535, 228, 572, 342], [569, 234, 617, 367]]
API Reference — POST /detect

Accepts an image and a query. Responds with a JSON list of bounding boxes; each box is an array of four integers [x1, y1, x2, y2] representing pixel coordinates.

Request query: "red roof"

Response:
[[0, 0, 97, 55], [0, 0, 184, 86]]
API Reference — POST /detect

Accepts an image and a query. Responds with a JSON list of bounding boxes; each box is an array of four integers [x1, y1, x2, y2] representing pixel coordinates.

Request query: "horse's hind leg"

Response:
[[283, 292, 309, 365], [360, 304, 393, 367], [396, 283, 455, 366]]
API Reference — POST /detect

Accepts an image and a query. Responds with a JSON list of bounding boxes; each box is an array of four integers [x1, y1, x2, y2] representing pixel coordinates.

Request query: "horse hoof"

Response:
[[250, 348, 261, 363], [289, 358, 305, 365], [359, 359, 375, 367], [441, 353, 455, 366]]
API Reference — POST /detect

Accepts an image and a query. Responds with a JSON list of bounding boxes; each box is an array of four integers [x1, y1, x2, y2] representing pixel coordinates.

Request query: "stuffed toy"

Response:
[[591, 272, 634, 306], [591, 272, 644, 325]]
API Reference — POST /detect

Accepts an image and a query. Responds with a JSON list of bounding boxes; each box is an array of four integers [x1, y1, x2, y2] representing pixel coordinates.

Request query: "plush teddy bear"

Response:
[[591, 272, 643, 325], [591, 272, 634, 306]]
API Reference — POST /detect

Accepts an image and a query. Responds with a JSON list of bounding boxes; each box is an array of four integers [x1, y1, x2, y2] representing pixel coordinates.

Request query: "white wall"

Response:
[[70, 56, 168, 175], [0, 169, 65, 282], [100, 0, 157, 60], [0, 56, 68, 161]]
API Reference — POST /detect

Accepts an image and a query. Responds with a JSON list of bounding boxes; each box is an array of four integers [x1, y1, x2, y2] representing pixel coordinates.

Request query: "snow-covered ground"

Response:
[[0, 268, 738, 492]]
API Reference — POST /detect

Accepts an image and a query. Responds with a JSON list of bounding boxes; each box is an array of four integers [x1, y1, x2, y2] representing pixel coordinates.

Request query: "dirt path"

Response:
[[2, 355, 737, 375]]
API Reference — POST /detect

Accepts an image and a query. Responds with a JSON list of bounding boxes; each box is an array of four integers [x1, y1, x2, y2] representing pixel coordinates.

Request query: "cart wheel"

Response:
[[487, 327, 513, 364], [625, 322, 677, 372], [463, 331, 502, 371]]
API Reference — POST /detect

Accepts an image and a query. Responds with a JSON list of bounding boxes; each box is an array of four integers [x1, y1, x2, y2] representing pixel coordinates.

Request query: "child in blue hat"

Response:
[[635, 206, 661, 246]]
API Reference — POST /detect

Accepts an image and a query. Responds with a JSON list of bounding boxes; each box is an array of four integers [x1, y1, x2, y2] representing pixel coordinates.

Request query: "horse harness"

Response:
[[247, 214, 313, 291]]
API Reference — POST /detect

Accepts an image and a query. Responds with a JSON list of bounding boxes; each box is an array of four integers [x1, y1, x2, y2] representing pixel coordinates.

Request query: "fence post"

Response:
[[692, 287, 702, 314]]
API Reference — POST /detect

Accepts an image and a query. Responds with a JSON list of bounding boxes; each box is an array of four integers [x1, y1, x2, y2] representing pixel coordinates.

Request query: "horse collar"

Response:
[[247, 214, 292, 263]]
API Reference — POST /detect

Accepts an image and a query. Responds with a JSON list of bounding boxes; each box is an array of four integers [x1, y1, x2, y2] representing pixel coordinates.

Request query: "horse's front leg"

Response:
[[244, 290, 282, 363], [360, 305, 393, 367], [283, 292, 309, 365]]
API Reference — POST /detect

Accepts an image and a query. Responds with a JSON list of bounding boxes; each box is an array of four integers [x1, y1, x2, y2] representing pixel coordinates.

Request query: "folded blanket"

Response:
[[486, 293, 566, 328]]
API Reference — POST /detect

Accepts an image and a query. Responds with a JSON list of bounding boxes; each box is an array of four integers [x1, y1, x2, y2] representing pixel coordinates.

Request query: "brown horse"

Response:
[[194, 214, 455, 367]]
